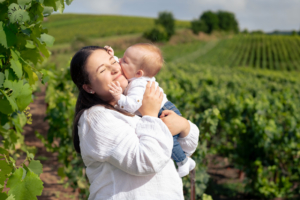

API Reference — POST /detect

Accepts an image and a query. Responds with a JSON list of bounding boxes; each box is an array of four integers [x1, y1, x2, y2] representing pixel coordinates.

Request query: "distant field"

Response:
[[43, 14, 190, 44], [197, 34, 300, 70]]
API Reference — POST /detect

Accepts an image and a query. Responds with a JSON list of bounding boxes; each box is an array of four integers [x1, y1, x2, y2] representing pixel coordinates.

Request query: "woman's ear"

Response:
[[82, 84, 94, 94], [135, 70, 144, 78]]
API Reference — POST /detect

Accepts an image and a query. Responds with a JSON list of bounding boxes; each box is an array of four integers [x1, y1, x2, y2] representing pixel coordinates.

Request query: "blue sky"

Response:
[[62, 0, 300, 32]]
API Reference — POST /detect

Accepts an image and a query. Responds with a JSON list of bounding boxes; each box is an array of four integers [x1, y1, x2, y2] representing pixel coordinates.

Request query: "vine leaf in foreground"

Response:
[[0, 22, 17, 48], [0, 160, 13, 187], [8, 3, 30, 24], [28, 160, 43, 176], [6, 168, 43, 200]]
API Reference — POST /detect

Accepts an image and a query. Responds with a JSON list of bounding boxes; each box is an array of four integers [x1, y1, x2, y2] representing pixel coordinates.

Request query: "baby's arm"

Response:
[[109, 81, 146, 113]]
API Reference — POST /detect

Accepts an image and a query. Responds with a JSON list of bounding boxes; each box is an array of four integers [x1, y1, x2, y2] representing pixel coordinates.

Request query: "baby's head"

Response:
[[119, 43, 163, 79]]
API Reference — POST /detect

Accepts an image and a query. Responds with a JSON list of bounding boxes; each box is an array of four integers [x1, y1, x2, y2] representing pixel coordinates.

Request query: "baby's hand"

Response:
[[104, 45, 114, 56], [108, 81, 122, 101]]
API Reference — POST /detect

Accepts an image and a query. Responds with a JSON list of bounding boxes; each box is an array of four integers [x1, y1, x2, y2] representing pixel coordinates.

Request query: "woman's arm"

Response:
[[159, 110, 200, 156]]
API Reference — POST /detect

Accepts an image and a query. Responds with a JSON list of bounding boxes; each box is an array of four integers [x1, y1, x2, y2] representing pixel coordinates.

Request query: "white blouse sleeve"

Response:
[[177, 121, 200, 156], [117, 82, 145, 113], [83, 107, 173, 176]]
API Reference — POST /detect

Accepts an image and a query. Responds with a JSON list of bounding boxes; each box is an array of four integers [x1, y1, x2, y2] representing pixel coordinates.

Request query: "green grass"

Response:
[[43, 14, 190, 44]]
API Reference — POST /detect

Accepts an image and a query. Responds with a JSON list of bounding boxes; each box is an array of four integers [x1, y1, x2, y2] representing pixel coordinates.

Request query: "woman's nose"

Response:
[[111, 64, 120, 74]]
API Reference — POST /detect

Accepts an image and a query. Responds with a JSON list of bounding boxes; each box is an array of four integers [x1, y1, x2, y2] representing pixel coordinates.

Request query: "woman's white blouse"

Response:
[[78, 105, 199, 200]]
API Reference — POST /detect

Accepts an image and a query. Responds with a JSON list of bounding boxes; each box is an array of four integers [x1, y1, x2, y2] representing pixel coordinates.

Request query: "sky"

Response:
[[62, 0, 300, 32]]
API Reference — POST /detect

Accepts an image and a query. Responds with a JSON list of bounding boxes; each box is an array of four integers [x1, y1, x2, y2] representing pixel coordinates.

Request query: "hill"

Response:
[[43, 14, 190, 44]]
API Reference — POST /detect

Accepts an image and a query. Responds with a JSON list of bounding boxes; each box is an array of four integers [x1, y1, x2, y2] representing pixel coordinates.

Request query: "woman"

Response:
[[70, 46, 199, 200]]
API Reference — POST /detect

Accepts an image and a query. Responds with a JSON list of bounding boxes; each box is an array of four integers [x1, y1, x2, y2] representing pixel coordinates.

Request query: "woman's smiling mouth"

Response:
[[114, 74, 122, 81]]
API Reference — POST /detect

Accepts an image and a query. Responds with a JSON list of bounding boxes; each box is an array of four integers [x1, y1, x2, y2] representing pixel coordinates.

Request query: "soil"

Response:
[[20, 86, 243, 200], [22, 86, 79, 200]]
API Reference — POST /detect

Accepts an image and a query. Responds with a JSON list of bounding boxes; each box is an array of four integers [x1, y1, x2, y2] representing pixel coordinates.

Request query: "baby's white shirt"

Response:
[[118, 76, 168, 115]]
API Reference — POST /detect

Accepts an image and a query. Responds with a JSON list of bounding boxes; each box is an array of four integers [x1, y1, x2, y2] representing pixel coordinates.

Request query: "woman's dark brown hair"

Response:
[[70, 46, 132, 153]]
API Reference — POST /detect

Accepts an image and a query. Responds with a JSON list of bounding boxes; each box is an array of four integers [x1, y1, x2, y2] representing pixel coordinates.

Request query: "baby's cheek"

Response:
[[120, 77, 128, 90]]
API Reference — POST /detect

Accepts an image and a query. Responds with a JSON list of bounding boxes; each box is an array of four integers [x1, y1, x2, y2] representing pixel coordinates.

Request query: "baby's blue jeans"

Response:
[[158, 101, 188, 165]]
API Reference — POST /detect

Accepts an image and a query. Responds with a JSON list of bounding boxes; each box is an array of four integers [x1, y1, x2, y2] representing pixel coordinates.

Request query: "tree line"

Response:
[[144, 10, 239, 42]]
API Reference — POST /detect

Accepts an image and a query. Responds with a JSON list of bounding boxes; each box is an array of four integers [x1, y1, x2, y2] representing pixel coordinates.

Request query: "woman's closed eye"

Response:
[[100, 69, 106, 73]]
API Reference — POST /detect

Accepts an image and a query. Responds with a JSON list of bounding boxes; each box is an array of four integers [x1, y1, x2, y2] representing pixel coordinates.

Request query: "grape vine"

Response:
[[0, 0, 72, 199]]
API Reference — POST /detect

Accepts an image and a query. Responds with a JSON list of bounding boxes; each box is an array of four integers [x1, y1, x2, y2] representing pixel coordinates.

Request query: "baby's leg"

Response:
[[158, 101, 186, 163], [172, 135, 188, 164]]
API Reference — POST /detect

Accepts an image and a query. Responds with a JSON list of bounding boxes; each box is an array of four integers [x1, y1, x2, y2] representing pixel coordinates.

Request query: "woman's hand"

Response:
[[138, 81, 163, 117], [159, 110, 190, 137]]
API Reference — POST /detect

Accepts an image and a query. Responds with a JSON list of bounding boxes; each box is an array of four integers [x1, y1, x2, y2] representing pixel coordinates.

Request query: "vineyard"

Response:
[[197, 34, 300, 70], [1, 6, 300, 200]]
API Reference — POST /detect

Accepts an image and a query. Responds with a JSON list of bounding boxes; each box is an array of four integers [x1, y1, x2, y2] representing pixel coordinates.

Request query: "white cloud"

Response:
[[87, 0, 121, 14]]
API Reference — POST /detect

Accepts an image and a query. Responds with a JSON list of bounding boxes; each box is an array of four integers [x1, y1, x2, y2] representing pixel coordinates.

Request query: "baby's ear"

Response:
[[135, 70, 144, 78]]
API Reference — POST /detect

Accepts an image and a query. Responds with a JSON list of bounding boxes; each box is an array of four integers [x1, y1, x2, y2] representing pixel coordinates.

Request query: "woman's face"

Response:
[[84, 49, 128, 103]]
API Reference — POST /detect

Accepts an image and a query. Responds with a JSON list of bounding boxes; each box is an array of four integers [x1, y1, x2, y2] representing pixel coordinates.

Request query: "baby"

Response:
[[105, 43, 195, 177]]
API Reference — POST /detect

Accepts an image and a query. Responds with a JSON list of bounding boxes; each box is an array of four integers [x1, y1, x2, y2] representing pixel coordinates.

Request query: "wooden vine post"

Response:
[[190, 168, 196, 200]]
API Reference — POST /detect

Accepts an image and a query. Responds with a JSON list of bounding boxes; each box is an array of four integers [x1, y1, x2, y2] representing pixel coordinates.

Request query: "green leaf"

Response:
[[40, 33, 54, 47], [28, 160, 43, 176], [10, 49, 23, 78], [28, 2, 44, 23], [3, 80, 23, 99], [0, 147, 9, 155], [56, 0, 64, 14], [18, 0, 32, 7], [42, 6, 53, 17], [41, 69, 50, 84], [0, 90, 17, 114], [0, 160, 13, 187], [57, 167, 65, 178], [24, 66, 38, 85], [25, 40, 35, 49], [10, 59, 22, 79], [21, 48, 43, 66], [16, 83, 33, 111], [43, 0, 57, 10], [0, 22, 17, 48], [8, 3, 30, 24], [0, 72, 4, 87], [65, 0, 73, 5], [6, 194, 16, 200], [32, 38, 50, 58], [0, 119, 10, 129], [0, 4, 7, 21], [0, 192, 8, 200], [26, 151, 34, 160], [5, 69, 18, 82], [12, 112, 27, 132], [6, 168, 43, 200]]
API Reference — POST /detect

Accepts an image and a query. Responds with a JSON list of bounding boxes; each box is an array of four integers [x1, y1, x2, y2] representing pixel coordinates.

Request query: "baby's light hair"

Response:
[[130, 43, 164, 77]]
